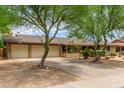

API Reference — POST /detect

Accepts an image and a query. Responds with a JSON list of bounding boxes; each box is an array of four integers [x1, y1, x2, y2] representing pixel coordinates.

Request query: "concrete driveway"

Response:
[[1, 57, 124, 88], [46, 57, 124, 88], [46, 58, 124, 78]]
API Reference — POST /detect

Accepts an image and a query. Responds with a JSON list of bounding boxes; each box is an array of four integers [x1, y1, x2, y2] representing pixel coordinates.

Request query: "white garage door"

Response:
[[11, 44, 28, 59], [31, 45, 59, 58]]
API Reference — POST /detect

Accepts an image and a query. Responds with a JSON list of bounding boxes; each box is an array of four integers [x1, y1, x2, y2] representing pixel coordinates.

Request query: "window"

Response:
[[62, 45, 80, 53], [116, 47, 121, 52]]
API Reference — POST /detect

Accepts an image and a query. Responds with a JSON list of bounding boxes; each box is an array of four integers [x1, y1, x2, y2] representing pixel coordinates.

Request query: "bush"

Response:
[[111, 53, 116, 56], [89, 49, 95, 57], [82, 48, 90, 59], [106, 51, 111, 56], [97, 50, 106, 56], [89, 49, 106, 57], [82, 48, 106, 59]]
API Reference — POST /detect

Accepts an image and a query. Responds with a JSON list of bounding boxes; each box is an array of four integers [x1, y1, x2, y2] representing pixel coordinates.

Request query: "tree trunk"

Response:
[[103, 35, 108, 58], [93, 56, 101, 63], [103, 35, 107, 51], [40, 45, 49, 68], [92, 43, 101, 63]]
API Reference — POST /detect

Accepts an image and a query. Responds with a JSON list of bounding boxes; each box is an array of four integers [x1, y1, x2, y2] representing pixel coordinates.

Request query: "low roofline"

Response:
[[4, 34, 124, 46]]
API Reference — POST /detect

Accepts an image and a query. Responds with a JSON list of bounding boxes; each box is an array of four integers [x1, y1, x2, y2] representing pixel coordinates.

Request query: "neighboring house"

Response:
[[110, 40, 124, 55], [0, 34, 123, 59]]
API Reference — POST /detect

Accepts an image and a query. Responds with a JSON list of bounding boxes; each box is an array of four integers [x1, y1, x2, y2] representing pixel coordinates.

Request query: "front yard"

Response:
[[0, 61, 79, 88], [0, 56, 124, 88]]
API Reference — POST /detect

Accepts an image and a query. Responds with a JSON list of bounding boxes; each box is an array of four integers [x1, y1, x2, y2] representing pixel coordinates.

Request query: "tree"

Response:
[[101, 6, 124, 50], [67, 5, 124, 62], [120, 36, 124, 39], [18, 5, 83, 68], [0, 6, 21, 47]]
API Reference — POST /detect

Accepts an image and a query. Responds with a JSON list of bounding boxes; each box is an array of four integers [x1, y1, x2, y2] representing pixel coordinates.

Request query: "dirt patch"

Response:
[[0, 62, 79, 88]]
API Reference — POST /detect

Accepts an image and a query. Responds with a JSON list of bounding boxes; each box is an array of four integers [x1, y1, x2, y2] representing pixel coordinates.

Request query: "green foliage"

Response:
[[111, 53, 116, 56], [120, 36, 124, 40], [82, 48, 90, 59], [0, 6, 21, 34], [17, 5, 85, 66], [89, 49, 95, 57], [67, 46, 79, 53], [67, 5, 124, 60], [0, 35, 4, 48], [82, 48, 106, 58], [84, 49, 106, 57], [18, 6, 74, 39], [96, 50, 106, 56], [0, 6, 21, 48], [68, 6, 124, 41]]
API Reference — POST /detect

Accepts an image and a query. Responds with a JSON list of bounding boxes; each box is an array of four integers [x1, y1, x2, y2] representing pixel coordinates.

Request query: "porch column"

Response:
[[6, 42, 9, 59], [120, 46, 122, 56], [59, 44, 62, 57], [66, 45, 67, 58], [28, 45, 31, 58], [8, 44, 12, 59]]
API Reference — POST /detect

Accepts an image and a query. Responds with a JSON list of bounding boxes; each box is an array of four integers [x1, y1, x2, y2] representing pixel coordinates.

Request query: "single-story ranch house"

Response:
[[0, 34, 124, 59]]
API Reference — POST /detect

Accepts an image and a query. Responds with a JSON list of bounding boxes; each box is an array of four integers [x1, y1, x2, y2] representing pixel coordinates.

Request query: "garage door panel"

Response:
[[11, 44, 28, 59], [48, 46, 59, 57], [31, 45, 59, 58], [31, 45, 44, 58]]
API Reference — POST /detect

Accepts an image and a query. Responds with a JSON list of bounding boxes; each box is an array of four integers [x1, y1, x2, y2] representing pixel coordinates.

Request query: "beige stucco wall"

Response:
[[110, 46, 116, 54], [11, 44, 28, 59]]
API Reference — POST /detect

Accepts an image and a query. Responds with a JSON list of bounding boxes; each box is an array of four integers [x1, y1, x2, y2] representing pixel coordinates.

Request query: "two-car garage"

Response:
[[10, 44, 60, 59]]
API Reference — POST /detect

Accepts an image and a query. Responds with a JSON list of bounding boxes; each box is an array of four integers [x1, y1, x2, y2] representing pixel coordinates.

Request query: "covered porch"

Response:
[[116, 46, 124, 56], [61, 44, 111, 58]]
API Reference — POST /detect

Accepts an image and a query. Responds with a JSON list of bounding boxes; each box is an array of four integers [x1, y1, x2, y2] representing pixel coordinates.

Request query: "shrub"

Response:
[[97, 50, 106, 56], [111, 53, 116, 56], [90, 49, 106, 57], [89, 49, 95, 57], [82, 48, 106, 59], [106, 51, 111, 56], [82, 48, 90, 59]]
